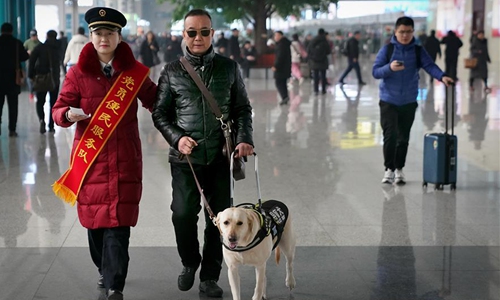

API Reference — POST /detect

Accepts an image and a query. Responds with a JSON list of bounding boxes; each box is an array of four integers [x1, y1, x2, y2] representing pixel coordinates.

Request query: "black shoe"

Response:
[[199, 280, 223, 297], [107, 290, 123, 300], [48, 128, 55, 133], [9, 131, 17, 137], [279, 97, 289, 105], [40, 121, 46, 134], [97, 274, 104, 288], [178, 266, 197, 291], [359, 81, 367, 85]]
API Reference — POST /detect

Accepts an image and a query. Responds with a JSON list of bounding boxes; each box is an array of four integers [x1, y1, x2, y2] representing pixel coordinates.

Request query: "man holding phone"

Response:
[[372, 16, 453, 185]]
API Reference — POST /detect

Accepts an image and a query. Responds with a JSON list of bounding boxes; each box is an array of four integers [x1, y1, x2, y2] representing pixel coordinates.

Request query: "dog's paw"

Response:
[[286, 275, 296, 290]]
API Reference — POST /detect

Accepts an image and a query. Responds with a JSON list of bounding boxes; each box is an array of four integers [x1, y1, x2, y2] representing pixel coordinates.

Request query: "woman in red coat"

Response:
[[51, 7, 156, 300]]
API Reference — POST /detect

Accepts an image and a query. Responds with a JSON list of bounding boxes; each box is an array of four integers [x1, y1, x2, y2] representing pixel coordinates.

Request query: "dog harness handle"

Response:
[[230, 152, 262, 209]]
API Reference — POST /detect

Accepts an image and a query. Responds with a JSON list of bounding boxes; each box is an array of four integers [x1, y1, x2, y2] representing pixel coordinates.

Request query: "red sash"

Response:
[[53, 63, 149, 205]]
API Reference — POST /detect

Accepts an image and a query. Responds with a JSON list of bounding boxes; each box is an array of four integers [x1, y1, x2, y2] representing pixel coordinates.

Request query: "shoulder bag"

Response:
[[32, 48, 56, 92], [179, 56, 245, 180]]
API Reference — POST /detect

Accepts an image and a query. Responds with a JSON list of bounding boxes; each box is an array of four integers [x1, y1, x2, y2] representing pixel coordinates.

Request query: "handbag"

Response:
[[179, 56, 246, 180], [33, 73, 55, 92], [32, 48, 55, 92], [464, 57, 477, 69]]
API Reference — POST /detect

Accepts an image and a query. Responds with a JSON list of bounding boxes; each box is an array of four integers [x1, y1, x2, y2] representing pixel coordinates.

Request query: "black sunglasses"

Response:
[[186, 29, 212, 38]]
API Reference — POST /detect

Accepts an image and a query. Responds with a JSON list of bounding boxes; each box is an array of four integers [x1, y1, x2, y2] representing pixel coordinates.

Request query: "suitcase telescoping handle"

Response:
[[445, 83, 455, 135]]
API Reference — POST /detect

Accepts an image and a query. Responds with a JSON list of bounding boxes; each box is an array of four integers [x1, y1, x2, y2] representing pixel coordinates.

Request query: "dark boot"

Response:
[[199, 280, 223, 297], [178, 266, 197, 291]]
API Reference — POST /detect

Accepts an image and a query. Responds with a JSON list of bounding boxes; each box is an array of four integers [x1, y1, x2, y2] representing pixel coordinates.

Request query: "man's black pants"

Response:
[[0, 92, 19, 132], [379, 101, 418, 171], [170, 160, 230, 282], [36, 85, 59, 130], [275, 77, 289, 101]]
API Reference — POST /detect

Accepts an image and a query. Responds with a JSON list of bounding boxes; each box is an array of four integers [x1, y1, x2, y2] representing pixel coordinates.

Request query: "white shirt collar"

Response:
[[99, 58, 114, 76]]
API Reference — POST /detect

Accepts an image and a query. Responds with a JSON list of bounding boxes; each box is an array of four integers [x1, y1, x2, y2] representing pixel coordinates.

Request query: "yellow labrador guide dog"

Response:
[[216, 153, 296, 300]]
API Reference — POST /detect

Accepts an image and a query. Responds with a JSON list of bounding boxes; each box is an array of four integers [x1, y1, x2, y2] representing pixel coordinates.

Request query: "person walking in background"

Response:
[[163, 34, 183, 63], [424, 29, 441, 82], [272, 30, 292, 105], [64, 26, 87, 71], [241, 41, 257, 80], [58, 31, 68, 75], [0, 22, 29, 137], [307, 28, 331, 95], [24, 29, 40, 101], [338, 31, 366, 86], [440, 30, 463, 81], [424, 30, 441, 63], [152, 9, 253, 297], [227, 28, 242, 63], [214, 31, 228, 57], [372, 16, 453, 185], [290, 33, 306, 84], [28, 30, 61, 134], [468, 30, 491, 92], [140, 30, 160, 80], [51, 7, 157, 300]]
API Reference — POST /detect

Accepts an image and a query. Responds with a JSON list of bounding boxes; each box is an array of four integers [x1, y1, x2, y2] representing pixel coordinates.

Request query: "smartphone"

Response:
[[395, 60, 404, 66]]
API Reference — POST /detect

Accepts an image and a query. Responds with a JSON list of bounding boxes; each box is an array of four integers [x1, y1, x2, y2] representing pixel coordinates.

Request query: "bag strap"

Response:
[[180, 56, 223, 120]]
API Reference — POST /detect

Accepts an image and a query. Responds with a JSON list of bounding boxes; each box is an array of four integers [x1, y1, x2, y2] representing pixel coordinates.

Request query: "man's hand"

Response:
[[271, 66, 276, 72], [235, 142, 253, 158], [441, 76, 454, 87], [178, 136, 198, 155]]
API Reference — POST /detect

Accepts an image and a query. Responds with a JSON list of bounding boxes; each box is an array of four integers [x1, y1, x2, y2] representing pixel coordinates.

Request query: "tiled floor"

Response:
[[0, 58, 499, 299]]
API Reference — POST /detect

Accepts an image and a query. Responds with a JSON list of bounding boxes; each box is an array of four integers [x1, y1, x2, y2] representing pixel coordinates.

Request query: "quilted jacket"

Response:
[[52, 42, 157, 229], [152, 46, 253, 165]]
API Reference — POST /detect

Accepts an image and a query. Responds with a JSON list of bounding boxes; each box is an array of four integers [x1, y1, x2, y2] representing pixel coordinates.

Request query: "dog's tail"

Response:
[[275, 246, 281, 265]]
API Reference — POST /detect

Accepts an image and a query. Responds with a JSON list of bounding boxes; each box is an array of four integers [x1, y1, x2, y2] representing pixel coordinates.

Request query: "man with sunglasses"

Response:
[[152, 8, 254, 298]]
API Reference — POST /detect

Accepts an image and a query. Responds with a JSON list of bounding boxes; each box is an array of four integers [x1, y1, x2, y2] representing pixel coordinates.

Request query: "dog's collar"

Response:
[[221, 207, 271, 252]]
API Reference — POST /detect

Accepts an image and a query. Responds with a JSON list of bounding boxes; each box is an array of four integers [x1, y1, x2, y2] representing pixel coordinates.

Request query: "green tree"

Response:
[[158, 0, 337, 54]]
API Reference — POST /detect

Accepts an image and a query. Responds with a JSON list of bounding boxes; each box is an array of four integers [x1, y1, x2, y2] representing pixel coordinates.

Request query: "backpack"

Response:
[[310, 41, 328, 62], [385, 43, 422, 68], [339, 39, 349, 56]]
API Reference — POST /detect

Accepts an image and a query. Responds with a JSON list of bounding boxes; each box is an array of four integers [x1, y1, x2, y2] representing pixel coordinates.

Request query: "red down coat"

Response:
[[52, 42, 157, 229]]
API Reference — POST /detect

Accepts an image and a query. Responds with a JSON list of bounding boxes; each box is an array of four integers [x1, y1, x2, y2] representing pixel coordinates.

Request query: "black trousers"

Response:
[[88, 227, 130, 292], [0, 92, 19, 132], [312, 69, 327, 93], [170, 160, 230, 281], [379, 101, 418, 171], [275, 77, 289, 101], [36, 85, 59, 130], [339, 59, 363, 83], [445, 57, 458, 80]]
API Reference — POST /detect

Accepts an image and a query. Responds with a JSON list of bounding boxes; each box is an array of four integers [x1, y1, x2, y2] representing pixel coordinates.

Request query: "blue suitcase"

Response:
[[423, 84, 457, 190]]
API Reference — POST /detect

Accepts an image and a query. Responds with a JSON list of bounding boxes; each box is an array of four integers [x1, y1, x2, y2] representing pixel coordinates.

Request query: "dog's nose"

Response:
[[228, 236, 237, 243]]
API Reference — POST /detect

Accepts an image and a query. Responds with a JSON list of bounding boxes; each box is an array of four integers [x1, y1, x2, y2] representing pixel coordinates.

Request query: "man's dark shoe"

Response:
[[107, 290, 123, 300], [97, 274, 104, 288], [359, 81, 367, 85], [178, 266, 197, 291], [279, 97, 289, 105], [9, 131, 18, 137], [40, 120, 46, 134], [199, 280, 223, 297]]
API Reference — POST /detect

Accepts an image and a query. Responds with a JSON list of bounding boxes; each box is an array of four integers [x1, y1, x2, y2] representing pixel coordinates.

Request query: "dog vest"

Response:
[[223, 200, 289, 252]]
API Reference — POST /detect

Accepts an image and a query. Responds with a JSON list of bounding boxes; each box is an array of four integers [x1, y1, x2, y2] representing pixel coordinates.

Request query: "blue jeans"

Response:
[[339, 59, 363, 83]]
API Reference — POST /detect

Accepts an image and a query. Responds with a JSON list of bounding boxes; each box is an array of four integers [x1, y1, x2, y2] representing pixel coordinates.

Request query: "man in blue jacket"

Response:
[[372, 16, 453, 185]]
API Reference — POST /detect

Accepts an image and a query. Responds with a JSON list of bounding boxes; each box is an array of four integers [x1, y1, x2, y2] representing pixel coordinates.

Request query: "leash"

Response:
[[185, 155, 217, 225]]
